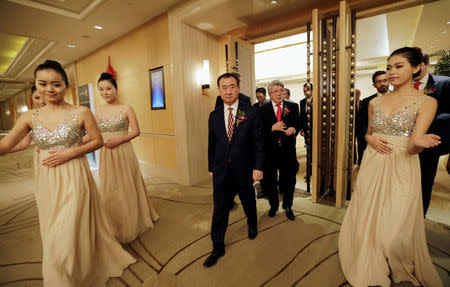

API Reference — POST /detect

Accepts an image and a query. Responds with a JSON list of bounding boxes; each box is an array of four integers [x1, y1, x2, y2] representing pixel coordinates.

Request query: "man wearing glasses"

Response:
[[355, 71, 389, 165]]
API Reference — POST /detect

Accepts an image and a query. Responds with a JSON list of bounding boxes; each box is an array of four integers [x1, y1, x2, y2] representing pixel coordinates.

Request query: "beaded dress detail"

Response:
[[371, 95, 426, 137], [31, 106, 135, 286], [98, 111, 129, 132], [97, 107, 159, 243], [32, 107, 83, 150], [339, 95, 442, 287]]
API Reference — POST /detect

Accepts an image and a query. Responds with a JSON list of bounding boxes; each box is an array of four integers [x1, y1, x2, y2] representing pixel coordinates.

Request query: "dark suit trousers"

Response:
[[211, 165, 257, 251], [356, 133, 367, 166], [420, 113, 450, 215], [265, 147, 299, 209]]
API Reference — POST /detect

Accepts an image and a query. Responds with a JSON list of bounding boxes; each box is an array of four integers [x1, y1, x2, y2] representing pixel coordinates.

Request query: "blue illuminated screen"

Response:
[[151, 69, 165, 109]]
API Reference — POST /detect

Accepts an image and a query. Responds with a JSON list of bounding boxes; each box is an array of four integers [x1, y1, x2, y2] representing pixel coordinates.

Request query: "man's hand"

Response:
[[272, 121, 286, 132], [285, 127, 296, 136], [253, 170, 263, 182], [209, 172, 213, 178]]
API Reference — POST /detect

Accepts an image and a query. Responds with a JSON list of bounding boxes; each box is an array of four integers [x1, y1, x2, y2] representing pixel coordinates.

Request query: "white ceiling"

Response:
[[0, 0, 449, 101], [0, 0, 184, 100]]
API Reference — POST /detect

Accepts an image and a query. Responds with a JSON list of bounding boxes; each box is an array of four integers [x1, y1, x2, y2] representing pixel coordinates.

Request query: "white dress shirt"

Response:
[[224, 100, 239, 136]]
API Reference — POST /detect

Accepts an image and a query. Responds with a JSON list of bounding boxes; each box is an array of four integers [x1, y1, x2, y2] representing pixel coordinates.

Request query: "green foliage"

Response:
[[430, 50, 450, 77]]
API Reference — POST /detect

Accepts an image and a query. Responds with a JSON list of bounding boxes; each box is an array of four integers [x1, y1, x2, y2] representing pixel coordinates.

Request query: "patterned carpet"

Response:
[[0, 148, 449, 287]]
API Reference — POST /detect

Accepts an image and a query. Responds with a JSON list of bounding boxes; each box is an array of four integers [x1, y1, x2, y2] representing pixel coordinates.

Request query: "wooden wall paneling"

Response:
[[336, 0, 351, 208], [311, 8, 321, 203]]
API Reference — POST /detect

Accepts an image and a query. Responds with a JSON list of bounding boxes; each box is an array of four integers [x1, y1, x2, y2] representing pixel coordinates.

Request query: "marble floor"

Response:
[[0, 148, 449, 287]]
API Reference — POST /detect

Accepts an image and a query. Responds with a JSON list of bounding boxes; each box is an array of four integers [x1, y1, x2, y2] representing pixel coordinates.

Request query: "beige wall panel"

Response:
[[75, 14, 177, 170], [154, 137, 177, 169], [132, 136, 156, 164], [180, 24, 220, 184]]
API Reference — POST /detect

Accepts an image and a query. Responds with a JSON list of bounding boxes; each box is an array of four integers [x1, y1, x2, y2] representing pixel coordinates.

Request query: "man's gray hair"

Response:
[[267, 80, 284, 94]]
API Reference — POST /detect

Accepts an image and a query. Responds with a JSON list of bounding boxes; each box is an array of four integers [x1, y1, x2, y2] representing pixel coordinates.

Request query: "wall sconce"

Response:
[[201, 59, 210, 96]]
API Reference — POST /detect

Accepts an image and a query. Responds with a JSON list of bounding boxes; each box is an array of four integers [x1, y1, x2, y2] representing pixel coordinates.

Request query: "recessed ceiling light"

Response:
[[94, 25, 103, 30], [271, 0, 277, 5], [440, 31, 447, 34], [435, 39, 441, 42], [67, 44, 76, 48]]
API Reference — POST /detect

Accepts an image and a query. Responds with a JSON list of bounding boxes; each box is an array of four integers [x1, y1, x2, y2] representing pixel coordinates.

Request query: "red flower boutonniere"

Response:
[[235, 109, 247, 127], [423, 87, 436, 95], [282, 107, 291, 117]]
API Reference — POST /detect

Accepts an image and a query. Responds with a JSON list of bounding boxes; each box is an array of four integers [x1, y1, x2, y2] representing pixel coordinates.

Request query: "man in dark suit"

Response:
[[253, 87, 268, 109], [261, 80, 299, 221], [299, 83, 312, 181], [215, 72, 251, 211], [355, 71, 389, 165], [204, 73, 264, 267], [253, 87, 269, 199], [414, 53, 450, 215]]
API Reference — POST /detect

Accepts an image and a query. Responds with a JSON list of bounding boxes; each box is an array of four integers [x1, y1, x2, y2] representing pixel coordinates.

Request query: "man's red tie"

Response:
[[276, 104, 282, 121], [227, 107, 234, 143], [276, 104, 282, 143], [414, 81, 421, 90]]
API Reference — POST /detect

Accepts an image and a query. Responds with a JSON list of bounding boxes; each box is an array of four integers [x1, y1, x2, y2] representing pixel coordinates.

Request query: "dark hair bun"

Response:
[[100, 72, 114, 80], [34, 59, 69, 86], [98, 72, 117, 88]]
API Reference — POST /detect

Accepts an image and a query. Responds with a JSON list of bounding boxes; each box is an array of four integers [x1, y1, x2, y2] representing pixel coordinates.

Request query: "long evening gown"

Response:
[[97, 109, 159, 243], [338, 95, 442, 287], [32, 106, 135, 286]]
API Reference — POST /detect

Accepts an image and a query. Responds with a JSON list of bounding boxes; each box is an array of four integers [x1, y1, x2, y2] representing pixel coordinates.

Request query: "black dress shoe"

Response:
[[268, 207, 277, 217], [203, 249, 225, 268], [285, 207, 295, 221], [248, 226, 258, 239], [256, 191, 265, 199]]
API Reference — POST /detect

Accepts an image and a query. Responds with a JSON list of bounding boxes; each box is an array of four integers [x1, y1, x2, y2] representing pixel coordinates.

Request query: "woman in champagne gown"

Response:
[[0, 60, 135, 286], [338, 47, 443, 287], [95, 72, 159, 243]]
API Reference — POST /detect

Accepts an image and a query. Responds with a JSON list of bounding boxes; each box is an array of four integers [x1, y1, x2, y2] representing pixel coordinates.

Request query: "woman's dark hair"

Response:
[[31, 84, 37, 94], [388, 47, 423, 78], [34, 60, 69, 86], [98, 72, 117, 88]]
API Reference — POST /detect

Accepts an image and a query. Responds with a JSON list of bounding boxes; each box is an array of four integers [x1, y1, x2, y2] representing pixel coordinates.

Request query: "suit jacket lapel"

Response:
[[426, 74, 434, 88], [269, 101, 277, 123]]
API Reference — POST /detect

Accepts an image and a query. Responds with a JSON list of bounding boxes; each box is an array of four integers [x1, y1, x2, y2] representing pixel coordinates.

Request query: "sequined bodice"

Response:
[[32, 107, 83, 150], [370, 95, 426, 137], [97, 111, 129, 133]]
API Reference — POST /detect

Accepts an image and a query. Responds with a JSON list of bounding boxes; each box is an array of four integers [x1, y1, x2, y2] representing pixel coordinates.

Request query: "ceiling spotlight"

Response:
[[67, 44, 76, 48], [94, 25, 103, 30], [271, 0, 277, 5], [440, 31, 447, 34]]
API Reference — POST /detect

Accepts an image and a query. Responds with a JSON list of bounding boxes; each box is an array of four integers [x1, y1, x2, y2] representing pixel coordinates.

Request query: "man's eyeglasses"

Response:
[[375, 79, 389, 84]]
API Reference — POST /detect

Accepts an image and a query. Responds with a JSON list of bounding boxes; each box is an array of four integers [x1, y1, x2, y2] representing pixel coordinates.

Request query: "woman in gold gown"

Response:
[[93, 72, 159, 243], [338, 47, 443, 287], [0, 60, 135, 286]]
